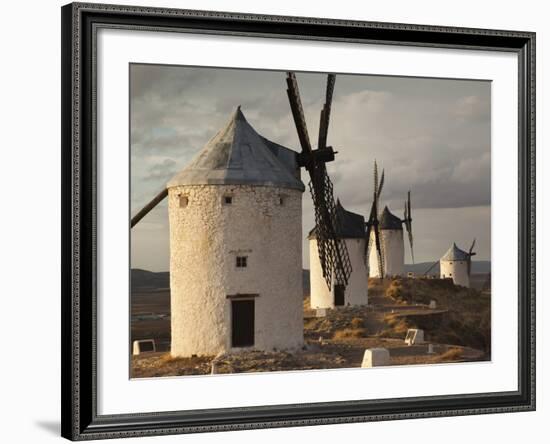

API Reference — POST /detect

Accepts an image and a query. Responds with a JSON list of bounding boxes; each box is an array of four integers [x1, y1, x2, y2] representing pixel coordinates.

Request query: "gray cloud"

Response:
[[130, 65, 491, 271]]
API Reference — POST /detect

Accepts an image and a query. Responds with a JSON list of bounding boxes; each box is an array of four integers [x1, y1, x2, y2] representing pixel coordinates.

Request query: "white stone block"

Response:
[[133, 339, 156, 355], [429, 300, 437, 309], [361, 348, 390, 368], [315, 308, 328, 318], [404, 329, 425, 346]]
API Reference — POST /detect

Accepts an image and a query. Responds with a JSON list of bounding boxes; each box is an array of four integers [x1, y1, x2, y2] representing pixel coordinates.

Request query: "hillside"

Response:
[[132, 268, 311, 294], [404, 260, 491, 275], [132, 276, 490, 377], [131, 269, 170, 290]]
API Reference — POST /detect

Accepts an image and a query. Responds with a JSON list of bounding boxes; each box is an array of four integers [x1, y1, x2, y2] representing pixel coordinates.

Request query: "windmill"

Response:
[[131, 74, 353, 291], [439, 239, 477, 287], [366, 161, 414, 278], [285, 72, 352, 290], [129, 72, 354, 356]]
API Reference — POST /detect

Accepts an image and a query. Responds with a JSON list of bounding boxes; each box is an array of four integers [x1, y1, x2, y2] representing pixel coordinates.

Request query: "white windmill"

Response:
[[131, 73, 353, 357], [309, 199, 368, 309], [439, 240, 477, 288], [367, 162, 414, 278]]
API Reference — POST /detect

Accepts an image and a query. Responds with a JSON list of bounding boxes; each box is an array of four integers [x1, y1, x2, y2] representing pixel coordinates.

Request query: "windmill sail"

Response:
[[286, 72, 352, 290], [364, 161, 385, 278], [404, 190, 414, 263], [467, 238, 477, 276], [131, 188, 168, 228]]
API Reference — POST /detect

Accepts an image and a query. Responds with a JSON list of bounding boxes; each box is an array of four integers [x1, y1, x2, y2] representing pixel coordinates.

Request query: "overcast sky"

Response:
[[130, 64, 491, 272]]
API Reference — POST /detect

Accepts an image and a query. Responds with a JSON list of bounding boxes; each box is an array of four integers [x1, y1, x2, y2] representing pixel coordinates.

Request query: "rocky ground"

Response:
[[131, 277, 490, 378]]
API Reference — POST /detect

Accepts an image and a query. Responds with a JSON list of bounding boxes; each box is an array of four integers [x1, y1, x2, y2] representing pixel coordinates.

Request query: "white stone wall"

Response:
[[309, 239, 332, 309], [309, 238, 368, 309], [369, 229, 405, 278], [168, 184, 303, 357], [440, 260, 470, 287]]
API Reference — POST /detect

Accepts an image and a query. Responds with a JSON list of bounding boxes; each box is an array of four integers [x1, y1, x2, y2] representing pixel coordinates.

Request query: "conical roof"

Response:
[[167, 107, 305, 191], [308, 199, 365, 239], [379, 206, 403, 230], [441, 243, 470, 261]]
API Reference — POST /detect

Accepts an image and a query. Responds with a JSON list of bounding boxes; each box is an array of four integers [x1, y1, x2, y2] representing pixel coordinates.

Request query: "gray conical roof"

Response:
[[441, 243, 469, 261], [307, 199, 365, 239], [167, 107, 304, 191], [379, 206, 403, 230]]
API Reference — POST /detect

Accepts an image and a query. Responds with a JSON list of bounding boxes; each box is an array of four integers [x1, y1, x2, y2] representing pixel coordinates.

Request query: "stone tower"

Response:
[[369, 206, 405, 278], [167, 107, 305, 357], [440, 243, 471, 287], [308, 201, 368, 309]]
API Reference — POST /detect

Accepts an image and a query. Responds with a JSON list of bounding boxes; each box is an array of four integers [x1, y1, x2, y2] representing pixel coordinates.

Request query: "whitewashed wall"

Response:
[[309, 238, 332, 308], [440, 260, 470, 287], [169, 184, 303, 356], [309, 237, 368, 308], [369, 229, 405, 277]]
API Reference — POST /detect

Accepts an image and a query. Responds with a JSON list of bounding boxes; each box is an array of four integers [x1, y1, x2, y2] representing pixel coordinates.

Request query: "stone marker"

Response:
[[316, 308, 328, 318], [429, 300, 437, 309], [132, 339, 156, 356], [361, 348, 390, 368], [427, 343, 435, 354], [404, 329, 425, 346]]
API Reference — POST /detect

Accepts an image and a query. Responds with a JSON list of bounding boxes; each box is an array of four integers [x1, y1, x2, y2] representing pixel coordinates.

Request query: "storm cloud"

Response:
[[130, 64, 491, 271]]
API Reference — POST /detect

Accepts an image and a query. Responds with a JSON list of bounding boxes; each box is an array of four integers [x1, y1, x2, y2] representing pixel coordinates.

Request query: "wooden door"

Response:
[[334, 285, 345, 306], [231, 300, 255, 347]]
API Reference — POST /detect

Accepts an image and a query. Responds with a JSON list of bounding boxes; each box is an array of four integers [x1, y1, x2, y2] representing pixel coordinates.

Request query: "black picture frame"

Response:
[[61, 2, 536, 440]]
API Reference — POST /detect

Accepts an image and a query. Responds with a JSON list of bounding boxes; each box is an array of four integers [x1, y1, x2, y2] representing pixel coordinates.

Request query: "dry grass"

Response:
[[379, 278, 491, 355], [439, 347, 464, 361], [332, 328, 367, 339], [381, 314, 410, 337]]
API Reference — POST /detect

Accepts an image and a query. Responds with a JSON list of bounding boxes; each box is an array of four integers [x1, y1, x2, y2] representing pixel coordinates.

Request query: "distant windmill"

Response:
[[439, 239, 477, 287], [309, 199, 368, 309], [366, 161, 414, 278]]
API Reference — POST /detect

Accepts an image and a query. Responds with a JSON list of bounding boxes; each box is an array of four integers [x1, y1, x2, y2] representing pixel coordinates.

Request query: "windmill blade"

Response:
[[373, 161, 379, 202], [131, 188, 168, 228], [364, 189, 384, 278], [469, 238, 477, 254], [467, 238, 477, 276], [405, 191, 414, 263], [407, 230, 415, 264], [286, 71, 351, 289], [317, 74, 336, 151], [286, 72, 312, 156], [309, 165, 352, 289], [373, 219, 384, 278], [423, 260, 439, 276], [377, 169, 385, 202], [363, 196, 377, 264]]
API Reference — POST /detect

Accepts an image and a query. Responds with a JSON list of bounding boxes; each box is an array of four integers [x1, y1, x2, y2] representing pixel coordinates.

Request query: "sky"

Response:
[[130, 64, 491, 272]]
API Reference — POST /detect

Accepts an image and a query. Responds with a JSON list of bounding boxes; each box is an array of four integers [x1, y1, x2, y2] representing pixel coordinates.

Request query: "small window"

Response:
[[236, 256, 247, 268], [179, 195, 189, 208], [278, 196, 284, 205], [223, 195, 233, 205], [449, 273, 453, 276], [449, 261, 453, 265]]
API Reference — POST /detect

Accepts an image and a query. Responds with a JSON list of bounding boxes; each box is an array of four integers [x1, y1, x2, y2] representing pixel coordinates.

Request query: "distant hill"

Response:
[[404, 261, 491, 275], [132, 268, 311, 294], [131, 269, 170, 290], [132, 265, 491, 292]]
